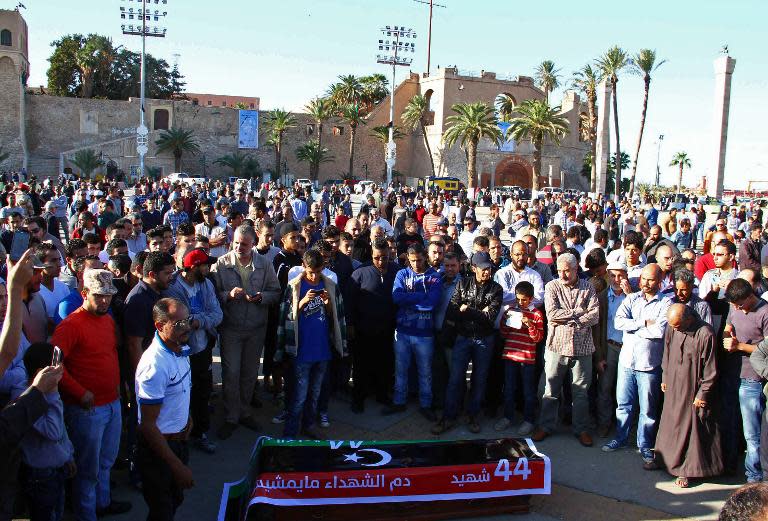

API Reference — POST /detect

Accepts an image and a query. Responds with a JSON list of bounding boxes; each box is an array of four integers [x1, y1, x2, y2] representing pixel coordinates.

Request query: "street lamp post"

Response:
[[377, 26, 416, 189], [119, 0, 168, 179], [655, 134, 664, 186]]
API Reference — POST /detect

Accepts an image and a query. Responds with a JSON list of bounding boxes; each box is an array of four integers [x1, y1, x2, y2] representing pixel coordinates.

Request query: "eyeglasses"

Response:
[[171, 317, 192, 330], [26, 227, 40, 234]]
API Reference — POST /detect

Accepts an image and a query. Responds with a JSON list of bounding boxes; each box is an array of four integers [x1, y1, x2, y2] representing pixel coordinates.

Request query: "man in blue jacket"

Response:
[[163, 248, 223, 453], [349, 239, 398, 413], [383, 243, 442, 420]]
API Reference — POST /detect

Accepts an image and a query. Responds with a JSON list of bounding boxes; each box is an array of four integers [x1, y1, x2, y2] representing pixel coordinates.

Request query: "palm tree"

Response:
[[359, 73, 389, 112], [596, 46, 630, 200], [535, 60, 561, 103], [243, 156, 262, 179], [69, 149, 104, 179], [328, 74, 363, 108], [370, 125, 405, 180], [339, 104, 366, 179], [571, 64, 599, 193], [232, 102, 249, 110], [401, 94, 436, 177], [295, 140, 334, 181], [669, 152, 691, 193], [628, 49, 666, 197], [495, 93, 517, 122], [506, 99, 570, 192], [214, 151, 253, 177], [304, 97, 333, 177], [264, 108, 297, 180], [442, 102, 502, 191], [155, 127, 201, 172]]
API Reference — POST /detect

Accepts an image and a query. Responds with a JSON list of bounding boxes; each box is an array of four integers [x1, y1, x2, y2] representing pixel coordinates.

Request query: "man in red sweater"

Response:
[[52, 269, 132, 519]]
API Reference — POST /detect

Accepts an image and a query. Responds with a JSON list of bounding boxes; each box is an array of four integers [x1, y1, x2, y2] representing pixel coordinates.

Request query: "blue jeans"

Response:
[[284, 360, 328, 437], [393, 331, 434, 408], [20, 465, 66, 521], [64, 399, 121, 521], [443, 335, 494, 420], [740, 379, 766, 482], [614, 366, 661, 450], [504, 360, 537, 423]]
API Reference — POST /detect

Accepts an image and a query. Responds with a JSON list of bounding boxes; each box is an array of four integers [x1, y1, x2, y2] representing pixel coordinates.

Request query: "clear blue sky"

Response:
[[19, 0, 768, 189]]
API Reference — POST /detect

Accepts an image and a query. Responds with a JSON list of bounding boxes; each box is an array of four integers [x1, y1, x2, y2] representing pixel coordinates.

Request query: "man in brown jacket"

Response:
[[212, 225, 281, 440]]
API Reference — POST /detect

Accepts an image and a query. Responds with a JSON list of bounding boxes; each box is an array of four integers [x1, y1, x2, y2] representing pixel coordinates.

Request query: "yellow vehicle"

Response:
[[417, 176, 463, 194]]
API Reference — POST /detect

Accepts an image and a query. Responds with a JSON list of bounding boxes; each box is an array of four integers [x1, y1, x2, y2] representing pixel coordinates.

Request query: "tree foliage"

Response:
[[47, 33, 185, 99], [155, 128, 200, 172], [295, 140, 334, 181], [442, 102, 501, 190], [69, 149, 104, 179]]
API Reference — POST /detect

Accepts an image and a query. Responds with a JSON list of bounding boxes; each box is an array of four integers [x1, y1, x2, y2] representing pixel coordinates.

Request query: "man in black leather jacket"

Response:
[[432, 252, 503, 435]]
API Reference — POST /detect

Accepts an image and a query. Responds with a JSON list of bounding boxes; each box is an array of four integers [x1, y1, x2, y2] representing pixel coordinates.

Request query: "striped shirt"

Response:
[[500, 305, 544, 364], [544, 278, 600, 357]]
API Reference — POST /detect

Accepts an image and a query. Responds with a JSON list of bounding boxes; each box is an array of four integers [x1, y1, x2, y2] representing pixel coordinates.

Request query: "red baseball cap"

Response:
[[182, 248, 215, 269]]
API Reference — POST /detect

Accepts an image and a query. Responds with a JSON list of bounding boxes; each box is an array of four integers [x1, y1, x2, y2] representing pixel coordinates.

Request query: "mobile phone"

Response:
[[51, 346, 62, 366], [9, 230, 30, 262]]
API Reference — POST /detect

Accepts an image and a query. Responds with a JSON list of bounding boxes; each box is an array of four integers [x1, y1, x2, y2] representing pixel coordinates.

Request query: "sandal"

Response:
[[675, 476, 689, 488]]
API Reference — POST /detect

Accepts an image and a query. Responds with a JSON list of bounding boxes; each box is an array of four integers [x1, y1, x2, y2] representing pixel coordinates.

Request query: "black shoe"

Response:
[[381, 403, 407, 415], [419, 407, 437, 422], [96, 500, 132, 517], [217, 422, 238, 440], [431, 418, 456, 435], [351, 401, 365, 414], [239, 416, 262, 432]]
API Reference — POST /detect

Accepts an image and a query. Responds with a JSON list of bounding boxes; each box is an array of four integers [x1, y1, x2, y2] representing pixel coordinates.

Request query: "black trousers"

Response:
[[352, 329, 394, 406], [261, 305, 279, 379], [483, 333, 505, 413], [137, 435, 189, 521], [189, 340, 214, 438]]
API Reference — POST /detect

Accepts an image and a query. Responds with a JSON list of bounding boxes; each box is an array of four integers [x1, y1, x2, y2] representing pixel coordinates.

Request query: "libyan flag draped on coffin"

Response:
[[218, 437, 551, 520]]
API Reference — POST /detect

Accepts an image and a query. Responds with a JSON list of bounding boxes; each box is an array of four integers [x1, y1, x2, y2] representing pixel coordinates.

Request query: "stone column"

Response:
[[548, 164, 553, 186], [708, 54, 736, 199], [594, 79, 612, 195]]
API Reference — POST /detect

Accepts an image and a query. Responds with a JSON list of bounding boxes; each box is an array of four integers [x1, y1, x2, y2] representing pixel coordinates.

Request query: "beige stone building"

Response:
[[0, 9, 589, 189]]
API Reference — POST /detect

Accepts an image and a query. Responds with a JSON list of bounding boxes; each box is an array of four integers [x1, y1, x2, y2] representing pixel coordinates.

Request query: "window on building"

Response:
[[0, 30, 12, 47], [153, 109, 169, 130], [207, 100, 212, 106], [192, 98, 199, 106], [306, 124, 315, 136], [221, 101, 226, 107], [249, 103, 255, 109], [332, 126, 344, 136]]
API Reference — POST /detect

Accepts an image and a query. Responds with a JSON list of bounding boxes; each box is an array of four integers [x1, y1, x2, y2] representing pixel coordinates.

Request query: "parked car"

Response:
[[355, 180, 376, 194], [165, 172, 206, 185], [296, 178, 313, 191]]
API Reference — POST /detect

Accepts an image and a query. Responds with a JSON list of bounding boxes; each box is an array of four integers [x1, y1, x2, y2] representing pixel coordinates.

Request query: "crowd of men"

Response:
[[0, 173, 768, 520]]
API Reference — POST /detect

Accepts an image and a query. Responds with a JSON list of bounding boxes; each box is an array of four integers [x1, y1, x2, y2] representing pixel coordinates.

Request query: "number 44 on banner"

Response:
[[495, 458, 531, 481]]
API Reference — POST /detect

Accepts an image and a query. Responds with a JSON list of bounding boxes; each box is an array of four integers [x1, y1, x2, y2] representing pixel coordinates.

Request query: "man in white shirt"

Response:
[[494, 240, 545, 318], [35, 242, 70, 320], [195, 203, 228, 258], [369, 207, 394, 237], [458, 216, 479, 254]]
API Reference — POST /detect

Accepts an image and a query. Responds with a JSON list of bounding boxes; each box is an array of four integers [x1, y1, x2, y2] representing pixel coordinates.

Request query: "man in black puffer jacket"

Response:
[[432, 251, 503, 435]]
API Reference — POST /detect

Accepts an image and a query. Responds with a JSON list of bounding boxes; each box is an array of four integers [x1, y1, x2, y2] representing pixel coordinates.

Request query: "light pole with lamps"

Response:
[[119, 0, 168, 179], [377, 26, 416, 189], [655, 134, 664, 186]]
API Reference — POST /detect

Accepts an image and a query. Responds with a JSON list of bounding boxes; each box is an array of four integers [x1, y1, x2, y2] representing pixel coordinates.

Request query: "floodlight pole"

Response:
[[655, 134, 664, 186], [386, 29, 399, 188], [139, 0, 147, 177]]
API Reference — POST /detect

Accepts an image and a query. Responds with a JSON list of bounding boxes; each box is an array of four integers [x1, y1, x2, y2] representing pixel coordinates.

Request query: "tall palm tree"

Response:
[[304, 97, 333, 177], [442, 102, 502, 191], [295, 140, 334, 181], [264, 108, 297, 180], [495, 93, 517, 122], [360, 73, 389, 112], [506, 99, 570, 192], [339, 104, 366, 179], [571, 64, 599, 192], [628, 49, 666, 197], [669, 152, 691, 193], [214, 151, 252, 177], [534, 60, 561, 103], [155, 127, 201, 172], [69, 149, 104, 179], [328, 74, 363, 108], [596, 46, 630, 200], [401, 94, 437, 177], [370, 125, 405, 180]]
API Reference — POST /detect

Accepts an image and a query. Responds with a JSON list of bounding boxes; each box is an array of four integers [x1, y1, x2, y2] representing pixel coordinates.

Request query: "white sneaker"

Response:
[[494, 417, 512, 432], [517, 421, 534, 437], [319, 413, 330, 428]]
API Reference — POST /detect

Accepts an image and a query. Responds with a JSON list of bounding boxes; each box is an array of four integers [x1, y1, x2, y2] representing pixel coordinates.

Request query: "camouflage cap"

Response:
[[82, 268, 118, 295]]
